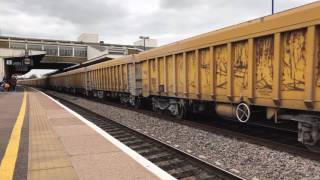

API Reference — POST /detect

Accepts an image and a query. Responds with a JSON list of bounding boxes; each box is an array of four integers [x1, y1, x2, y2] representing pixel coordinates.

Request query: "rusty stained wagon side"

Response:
[[86, 56, 132, 92], [137, 2, 320, 151], [46, 67, 85, 93], [19, 77, 48, 88], [83, 55, 142, 106], [137, 2, 320, 112], [40, 55, 141, 102]]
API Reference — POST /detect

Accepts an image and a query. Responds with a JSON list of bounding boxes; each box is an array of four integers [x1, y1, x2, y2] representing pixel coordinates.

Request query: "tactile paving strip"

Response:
[[27, 92, 78, 180]]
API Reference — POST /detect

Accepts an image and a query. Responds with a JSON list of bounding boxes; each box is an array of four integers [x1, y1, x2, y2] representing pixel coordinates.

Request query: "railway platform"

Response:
[[0, 86, 174, 180]]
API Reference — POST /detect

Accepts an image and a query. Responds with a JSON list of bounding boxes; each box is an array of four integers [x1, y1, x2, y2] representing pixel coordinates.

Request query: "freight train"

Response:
[[20, 2, 320, 152]]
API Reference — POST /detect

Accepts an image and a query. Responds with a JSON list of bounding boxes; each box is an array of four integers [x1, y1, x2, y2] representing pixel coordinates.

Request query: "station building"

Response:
[[0, 33, 152, 80]]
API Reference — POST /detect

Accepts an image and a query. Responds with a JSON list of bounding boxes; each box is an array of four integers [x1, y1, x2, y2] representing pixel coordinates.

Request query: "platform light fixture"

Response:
[[139, 36, 149, 51]]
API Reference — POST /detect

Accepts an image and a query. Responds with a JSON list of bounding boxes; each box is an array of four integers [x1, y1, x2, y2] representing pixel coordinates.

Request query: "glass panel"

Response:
[[28, 44, 42, 51], [11, 42, 25, 49], [74, 47, 87, 57], [59, 46, 73, 56], [44, 45, 58, 56]]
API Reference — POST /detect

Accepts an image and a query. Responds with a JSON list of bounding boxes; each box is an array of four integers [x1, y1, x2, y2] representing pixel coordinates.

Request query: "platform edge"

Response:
[[33, 88, 176, 180]]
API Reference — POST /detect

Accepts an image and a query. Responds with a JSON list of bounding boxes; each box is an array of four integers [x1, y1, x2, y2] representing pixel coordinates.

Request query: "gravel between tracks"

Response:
[[47, 91, 320, 180]]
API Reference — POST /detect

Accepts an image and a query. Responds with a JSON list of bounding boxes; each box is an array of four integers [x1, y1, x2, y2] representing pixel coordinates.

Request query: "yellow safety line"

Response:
[[0, 90, 27, 180]]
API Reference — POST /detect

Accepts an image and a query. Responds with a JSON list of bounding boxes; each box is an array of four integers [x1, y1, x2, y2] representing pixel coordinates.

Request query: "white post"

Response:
[[272, 0, 274, 14], [0, 58, 4, 81]]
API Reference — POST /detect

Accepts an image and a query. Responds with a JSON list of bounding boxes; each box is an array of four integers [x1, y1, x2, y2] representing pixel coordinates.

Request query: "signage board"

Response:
[[24, 58, 31, 65], [6, 59, 12, 65]]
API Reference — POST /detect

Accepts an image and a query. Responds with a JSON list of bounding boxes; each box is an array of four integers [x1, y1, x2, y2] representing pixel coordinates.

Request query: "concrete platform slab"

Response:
[[49, 118, 82, 126], [25, 88, 171, 180], [53, 125, 98, 137], [28, 167, 78, 180], [71, 152, 159, 180], [29, 138, 64, 152], [59, 135, 120, 155], [28, 150, 72, 170], [47, 110, 74, 119], [28, 91, 78, 179]]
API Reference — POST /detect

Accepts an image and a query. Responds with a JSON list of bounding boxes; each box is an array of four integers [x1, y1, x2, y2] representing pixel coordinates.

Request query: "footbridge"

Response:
[[0, 35, 144, 79]]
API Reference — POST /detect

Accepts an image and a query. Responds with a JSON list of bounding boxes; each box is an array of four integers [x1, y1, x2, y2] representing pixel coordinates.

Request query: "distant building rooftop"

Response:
[[77, 33, 99, 43], [134, 38, 157, 50]]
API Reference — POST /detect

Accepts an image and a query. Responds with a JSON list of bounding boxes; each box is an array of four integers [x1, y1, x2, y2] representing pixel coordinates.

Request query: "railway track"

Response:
[[45, 90, 320, 161], [149, 114, 320, 161], [54, 95, 244, 180]]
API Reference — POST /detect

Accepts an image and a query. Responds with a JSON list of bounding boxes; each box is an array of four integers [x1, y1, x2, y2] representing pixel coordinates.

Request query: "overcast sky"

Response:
[[0, 0, 318, 46]]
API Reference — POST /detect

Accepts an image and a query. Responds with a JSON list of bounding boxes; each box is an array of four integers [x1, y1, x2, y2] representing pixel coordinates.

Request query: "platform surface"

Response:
[[0, 87, 163, 180]]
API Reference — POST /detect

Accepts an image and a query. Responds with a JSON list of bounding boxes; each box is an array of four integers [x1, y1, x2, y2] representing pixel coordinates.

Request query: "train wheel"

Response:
[[133, 98, 141, 109], [152, 102, 159, 113], [173, 101, 187, 119], [298, 120, 320, 153], [154, 107, 163, 114], [306, 142, 320, 153], [235, 103, 251, 123]]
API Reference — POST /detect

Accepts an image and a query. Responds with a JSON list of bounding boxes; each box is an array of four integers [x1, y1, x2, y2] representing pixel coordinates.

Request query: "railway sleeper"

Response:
[[130, 143, 153, 149], [171, 170, 197, 179], [168, 165, 197, 179], [130, 146, 159, 154], [117, 136, 138, 142], [147, 153, 173, 162], [158, 161, 186, 171], [124, 140, 144, 146], [99, 124, 117, 129], [156, 158, 183, 168], [137, 149, 163, 156], [101, 127, 120, 132], [111, 134, 133, 139], [107, 131, 127, 136], [196, 173, 221, 180]]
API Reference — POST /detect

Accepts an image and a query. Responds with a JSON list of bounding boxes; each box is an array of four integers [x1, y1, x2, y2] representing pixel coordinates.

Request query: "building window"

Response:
[[28, 44, 42, 51], [11, 42, 26, 49], [74, 47, 87, 57], [44, 45, 58, 56], [59, 46, 73, 56]]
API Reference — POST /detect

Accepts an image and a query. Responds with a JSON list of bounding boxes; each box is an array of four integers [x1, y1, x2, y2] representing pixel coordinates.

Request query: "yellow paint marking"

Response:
[[0, 90, 27, 180]]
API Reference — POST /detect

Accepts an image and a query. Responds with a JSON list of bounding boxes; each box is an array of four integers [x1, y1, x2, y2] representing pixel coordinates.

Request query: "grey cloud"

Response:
[[7, 0, 128, 25], [138, 0, 271, 36], [0, 0, 318, 45], [160, 0, 265, 11], [160, 0, 209, 9]]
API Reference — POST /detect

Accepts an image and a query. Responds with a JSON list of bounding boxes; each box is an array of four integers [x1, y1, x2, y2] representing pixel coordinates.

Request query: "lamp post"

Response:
[[272, 0, 274, 14], [139, 36, 149, 51]]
